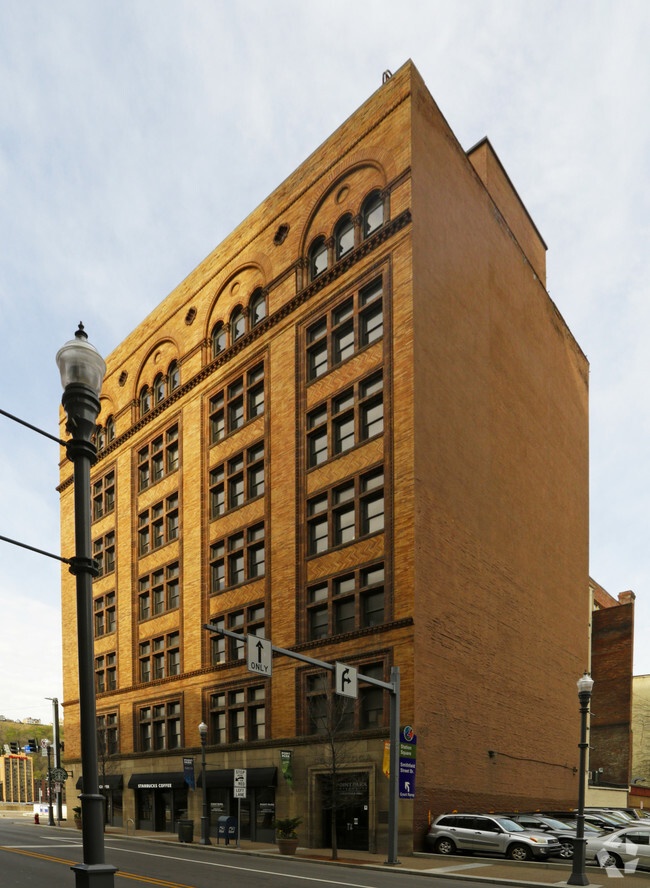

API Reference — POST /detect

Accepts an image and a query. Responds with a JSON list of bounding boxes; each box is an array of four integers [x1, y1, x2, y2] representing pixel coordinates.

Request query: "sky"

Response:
[[1, 0, 649, 725]]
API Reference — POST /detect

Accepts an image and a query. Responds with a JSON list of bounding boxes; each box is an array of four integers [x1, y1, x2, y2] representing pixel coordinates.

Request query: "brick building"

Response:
[[1, 754, 34, 803], [59, 61, 589, 852]]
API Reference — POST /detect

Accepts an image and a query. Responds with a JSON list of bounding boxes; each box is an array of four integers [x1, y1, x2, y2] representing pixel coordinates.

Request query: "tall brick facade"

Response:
[[59, 61, 589, 852]]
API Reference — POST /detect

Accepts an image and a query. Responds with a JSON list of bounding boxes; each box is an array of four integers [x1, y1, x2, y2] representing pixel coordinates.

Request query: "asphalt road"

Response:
[[0, 818, 501, 888]]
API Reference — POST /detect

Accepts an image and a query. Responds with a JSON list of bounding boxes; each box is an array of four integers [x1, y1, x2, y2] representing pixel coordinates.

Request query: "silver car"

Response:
[[426, 814, 563, 861], [585, 825, 650, 871]]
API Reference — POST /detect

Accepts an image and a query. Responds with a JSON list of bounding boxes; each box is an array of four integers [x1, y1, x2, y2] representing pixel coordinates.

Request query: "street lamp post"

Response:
[[56, 324, 117, 888], [198, 722, 211, 845], [567, 672, 594, 887]]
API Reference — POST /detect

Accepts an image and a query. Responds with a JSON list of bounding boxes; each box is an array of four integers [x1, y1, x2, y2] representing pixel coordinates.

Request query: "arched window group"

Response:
[[308, 190, 385, 283], [96, 415, 116, 452], [139, 360, 180, 418], [211, 288, 267, 360]]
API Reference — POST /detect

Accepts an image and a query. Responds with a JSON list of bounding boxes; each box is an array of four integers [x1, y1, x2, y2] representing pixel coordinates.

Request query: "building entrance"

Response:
[[319, 772, 369, 851]]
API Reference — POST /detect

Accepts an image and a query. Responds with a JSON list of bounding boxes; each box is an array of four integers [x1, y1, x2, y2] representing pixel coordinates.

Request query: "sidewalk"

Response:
[[18, 818, 650, 887]]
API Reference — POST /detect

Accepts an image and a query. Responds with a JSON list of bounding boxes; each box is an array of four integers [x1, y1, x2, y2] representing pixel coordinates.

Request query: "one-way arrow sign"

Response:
[[247, 634, 272, 677]]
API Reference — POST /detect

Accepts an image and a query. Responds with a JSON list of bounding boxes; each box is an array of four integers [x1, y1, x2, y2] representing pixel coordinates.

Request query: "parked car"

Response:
[[506, 814, 584, 859], [425, 814, 563, 861], [585, 825, 650, 870], [542, 810, 624, 832]]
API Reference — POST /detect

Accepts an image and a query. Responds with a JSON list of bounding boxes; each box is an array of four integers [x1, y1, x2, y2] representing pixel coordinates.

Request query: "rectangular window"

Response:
[[138, 561, 180, 621], [138, 494, 180, 556], [93, 592, 116, 638], [137, 423, 180, 491], [306, 562, 385, 640], [138, 700, 182, 752], [209, 365, 265, 444], [209, 440, 264, 519], [303, 660, 385, 735], [139, 632, 181, 684], [208, 684, 266, 744], [305, 276, 383, 381], [93, 531, 115, 578], [92, 470, 115, 521], [306, 371, 383, 469], [97, 711, 119, 756], [210, 524, 265, 593], [306, 466, 384, 557]]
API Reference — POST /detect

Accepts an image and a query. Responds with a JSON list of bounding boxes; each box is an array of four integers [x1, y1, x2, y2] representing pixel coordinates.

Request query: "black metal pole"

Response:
[[47, 745, 55, 826], [62, 379, 117, 888], [200, 732, 210, 844], [52, 698, 63, 823], [567, 688, 592, 886]]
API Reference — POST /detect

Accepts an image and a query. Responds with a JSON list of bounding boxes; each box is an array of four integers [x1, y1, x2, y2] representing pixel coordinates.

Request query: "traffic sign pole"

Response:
[[204, 621, 402, 865]]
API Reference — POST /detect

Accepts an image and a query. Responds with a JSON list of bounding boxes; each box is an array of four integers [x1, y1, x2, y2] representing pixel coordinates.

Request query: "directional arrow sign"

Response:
[[247, 634, 272, 677], [335, 661, 358, 698]]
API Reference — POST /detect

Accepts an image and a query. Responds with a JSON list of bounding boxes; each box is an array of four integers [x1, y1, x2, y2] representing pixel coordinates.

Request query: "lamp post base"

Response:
[[200, 816, 211, 845], [71, 862, 118, 887], [567, 875, 589, 886]]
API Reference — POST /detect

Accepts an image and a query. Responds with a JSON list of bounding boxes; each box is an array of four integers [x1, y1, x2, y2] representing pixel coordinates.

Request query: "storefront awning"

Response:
[[197, 767, 277, 789], [76, 774, 124, 791], [127, 772, 187, 790]]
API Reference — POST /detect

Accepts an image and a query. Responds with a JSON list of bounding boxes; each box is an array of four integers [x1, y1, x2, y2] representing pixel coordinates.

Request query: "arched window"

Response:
[[231, 307, 246, 342], [212, 322, 226, 358], [309, 236, 328, 281], [335, 215, 354, 260], [106, 416, 115, 443], [250, 289, 266, 327], [168, 361, 180, 392], [154, 373, 166, 405], [96, 425, 105, 451], [139, 385, 151, 417], [362, 191, 384, 239]]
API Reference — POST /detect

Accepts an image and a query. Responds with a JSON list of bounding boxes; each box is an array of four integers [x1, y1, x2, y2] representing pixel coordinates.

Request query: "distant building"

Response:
[[1, 754, 34, 803], [589, 579, 635, 790], [59, 60, 590, 852]]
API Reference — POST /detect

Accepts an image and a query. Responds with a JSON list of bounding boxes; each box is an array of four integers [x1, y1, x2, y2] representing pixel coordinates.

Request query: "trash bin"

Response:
[[217, 815, 237, 845], [178, 819, 194, 843]]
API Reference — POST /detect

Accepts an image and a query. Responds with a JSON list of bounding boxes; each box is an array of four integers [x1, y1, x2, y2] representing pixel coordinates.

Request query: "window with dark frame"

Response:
[[138, 562, 180, 621], [210, 523, 265, 593], [97, 711, 119, 755], [307, 562, 385, 641], [309, 236, 328, 281], [306, 467, 384, 556], [335, 215, 355, 260], [303, 659, 386, 735], [137, 423, 179, 492], [209, 363, 265, 444], [94, 591, 116, 638], [95, 652, 117, 693], [92, 469, 115, 521], [138, 493, 179, 556], [209, 440, 264, 519], [138, 700, 181, 751], [210, 603, 265, 665], [209, 684, 266, 744], [138, 631, 180, 683], [250, 289, 266, 326], [212, 322, 226, 358], [361, 190, 384, 239], [306, 277, 383, 382], [92, 530, 115, 578]]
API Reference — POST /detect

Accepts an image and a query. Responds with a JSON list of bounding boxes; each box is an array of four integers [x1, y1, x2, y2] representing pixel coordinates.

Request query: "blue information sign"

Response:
[[399, 725, 416, 799]]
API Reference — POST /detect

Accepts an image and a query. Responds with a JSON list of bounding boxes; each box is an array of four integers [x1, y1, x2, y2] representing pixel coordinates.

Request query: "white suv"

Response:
[[426, 814, 563, 861]]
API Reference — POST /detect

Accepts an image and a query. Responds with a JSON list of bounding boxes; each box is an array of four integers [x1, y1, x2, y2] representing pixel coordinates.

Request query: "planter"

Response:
[[277, 837, 298, 855], [74, 817, 82, 830]]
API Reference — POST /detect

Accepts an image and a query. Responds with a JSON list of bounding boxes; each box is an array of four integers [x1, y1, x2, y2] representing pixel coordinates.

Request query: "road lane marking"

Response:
[[425, 862, 492, 872], [0, 843, 377, 888]]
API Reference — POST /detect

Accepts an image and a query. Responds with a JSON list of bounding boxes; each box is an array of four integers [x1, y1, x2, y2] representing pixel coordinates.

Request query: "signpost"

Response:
[[205, 619, 401, 865], [234, 769, 246, 848], [398, 726, 416, 799]]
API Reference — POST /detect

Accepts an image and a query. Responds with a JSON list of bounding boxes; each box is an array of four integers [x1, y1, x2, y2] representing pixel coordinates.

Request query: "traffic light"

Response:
[[9, 742, 19, 754], [27, 738, 37, 752]]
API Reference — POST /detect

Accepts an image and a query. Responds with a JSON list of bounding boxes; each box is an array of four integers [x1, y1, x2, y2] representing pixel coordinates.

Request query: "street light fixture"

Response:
[[567, 671, 594, 887], [56, 324, 117, 888], [198, 721, 211, 845]]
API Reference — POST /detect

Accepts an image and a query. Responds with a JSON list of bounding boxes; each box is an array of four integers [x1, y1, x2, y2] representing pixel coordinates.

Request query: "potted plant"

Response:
[[275, 816, 302, 855], [73, 806, 82, 830]]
